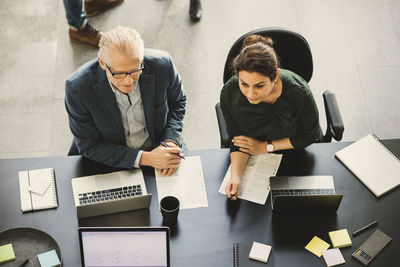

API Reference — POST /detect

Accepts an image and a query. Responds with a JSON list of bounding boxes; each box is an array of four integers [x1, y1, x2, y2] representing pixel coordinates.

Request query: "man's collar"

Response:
[[107, 76, 139, 97]]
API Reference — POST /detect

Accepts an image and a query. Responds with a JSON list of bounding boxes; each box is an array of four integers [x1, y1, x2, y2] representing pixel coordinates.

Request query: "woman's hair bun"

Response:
[[242, 35, 274, 49]]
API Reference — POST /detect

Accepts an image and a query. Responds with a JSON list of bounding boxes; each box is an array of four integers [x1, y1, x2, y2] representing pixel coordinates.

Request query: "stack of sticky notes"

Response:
[[329, 229, 352, 248], [0, 243, 16, 264], [305, 236, 330, 257], [322, 248, 346, 266], [37, 249, 60, 267], [305, 229, 352, 266], [249, 241, 272, 263]]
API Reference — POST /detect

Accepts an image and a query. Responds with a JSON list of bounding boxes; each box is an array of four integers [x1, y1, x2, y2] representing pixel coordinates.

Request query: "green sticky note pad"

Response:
[[37, 249, 60, 267], [0, 243, 16, 264]]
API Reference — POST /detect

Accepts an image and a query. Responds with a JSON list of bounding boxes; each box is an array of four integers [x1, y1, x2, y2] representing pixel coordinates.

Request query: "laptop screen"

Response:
[[79, 227, 170, 267]]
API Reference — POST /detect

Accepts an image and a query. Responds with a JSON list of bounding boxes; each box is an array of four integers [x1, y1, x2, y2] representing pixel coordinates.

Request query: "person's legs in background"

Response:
[[84, 0, 123, 17], [189, 0, 202, 22], [63, 0, 123, 47]]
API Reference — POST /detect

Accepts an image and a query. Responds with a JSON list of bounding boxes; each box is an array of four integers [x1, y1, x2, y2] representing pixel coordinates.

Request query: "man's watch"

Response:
[[266, 140, 274, 152]]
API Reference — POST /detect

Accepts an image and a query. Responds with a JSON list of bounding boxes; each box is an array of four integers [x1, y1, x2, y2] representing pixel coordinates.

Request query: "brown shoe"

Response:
[[84, 0, 123, 17], [69, 23, 102, 47]]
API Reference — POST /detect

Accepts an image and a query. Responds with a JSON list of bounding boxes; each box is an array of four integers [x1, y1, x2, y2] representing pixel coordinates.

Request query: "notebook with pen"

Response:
[[18, 168, 58, 212]]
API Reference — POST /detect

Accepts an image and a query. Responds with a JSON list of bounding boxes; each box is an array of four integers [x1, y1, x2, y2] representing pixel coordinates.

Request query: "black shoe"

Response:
[[189, 0, 202, 22]]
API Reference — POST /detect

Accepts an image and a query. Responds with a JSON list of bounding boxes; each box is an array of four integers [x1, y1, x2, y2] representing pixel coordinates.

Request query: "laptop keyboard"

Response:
[[78, 185, 142, 206], [271, 189, 335, 205]]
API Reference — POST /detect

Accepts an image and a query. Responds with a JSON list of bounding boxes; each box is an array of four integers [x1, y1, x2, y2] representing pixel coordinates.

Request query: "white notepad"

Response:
[[249, 242, 272, 263], [322, 248, 345, 266], [155, 156, 208, 209], [335, 134, 400, 197], [18, 168, 58, 212]]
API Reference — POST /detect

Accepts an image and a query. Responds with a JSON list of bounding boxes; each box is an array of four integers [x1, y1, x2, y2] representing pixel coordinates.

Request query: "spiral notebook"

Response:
[[233, 243, 239, 267], [218, 153, 282, 204], [18, 168, 58, 212], [335, 134, 400, 197]]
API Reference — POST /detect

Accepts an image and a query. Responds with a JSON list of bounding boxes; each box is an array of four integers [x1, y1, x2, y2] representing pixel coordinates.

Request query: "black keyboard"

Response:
[[271, 189, 335, 205], [78, 185, 142, 206]]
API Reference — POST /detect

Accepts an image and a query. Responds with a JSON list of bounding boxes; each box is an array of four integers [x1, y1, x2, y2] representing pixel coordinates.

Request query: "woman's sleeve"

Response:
[[289, 91, 321, 148]]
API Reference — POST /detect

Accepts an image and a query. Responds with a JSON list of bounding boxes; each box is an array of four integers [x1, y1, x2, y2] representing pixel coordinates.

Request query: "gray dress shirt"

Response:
[[109, 80, 152, 167]]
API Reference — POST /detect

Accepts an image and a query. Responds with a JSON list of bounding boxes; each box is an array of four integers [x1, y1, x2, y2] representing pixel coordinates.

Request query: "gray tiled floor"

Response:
[[1, 0, 399, 159]]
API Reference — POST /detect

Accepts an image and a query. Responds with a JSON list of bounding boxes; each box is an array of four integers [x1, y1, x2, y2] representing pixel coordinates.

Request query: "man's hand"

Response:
[[225, 177, 240, 200], [232, 136, 266, 155], [156, 141, 183, 176], [157, 167, 178, 176], [140, 143, 183, 173]]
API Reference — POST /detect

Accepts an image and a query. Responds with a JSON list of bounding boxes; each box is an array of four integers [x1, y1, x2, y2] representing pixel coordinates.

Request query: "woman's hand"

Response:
[[232, 136, 266, 155], [225, 177, 240, 200]]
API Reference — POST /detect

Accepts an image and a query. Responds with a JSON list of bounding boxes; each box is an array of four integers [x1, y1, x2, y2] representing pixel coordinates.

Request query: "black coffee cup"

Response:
[[160, 196, 180, 225]]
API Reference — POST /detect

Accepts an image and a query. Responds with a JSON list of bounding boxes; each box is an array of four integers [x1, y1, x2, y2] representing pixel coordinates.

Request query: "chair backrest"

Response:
[[223, 27, 313, 84]]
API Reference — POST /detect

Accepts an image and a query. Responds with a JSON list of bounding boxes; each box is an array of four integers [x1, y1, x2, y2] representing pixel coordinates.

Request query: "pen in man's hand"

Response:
[[160, 142, 185, 159], [19, 259, 29, 267]]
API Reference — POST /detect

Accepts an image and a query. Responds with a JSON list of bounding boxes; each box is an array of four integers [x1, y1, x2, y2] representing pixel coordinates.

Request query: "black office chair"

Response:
[[68, 139, 79, 155], [215, 27, 344, 148]]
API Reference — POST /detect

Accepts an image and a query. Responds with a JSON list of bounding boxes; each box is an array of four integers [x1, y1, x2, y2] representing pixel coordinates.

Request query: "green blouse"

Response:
[[220, 69, 320, 152]]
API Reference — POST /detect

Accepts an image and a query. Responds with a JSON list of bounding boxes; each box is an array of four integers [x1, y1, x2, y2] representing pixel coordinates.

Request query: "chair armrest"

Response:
[[215, 103, 230, 148], [322, 90, 344, 142]]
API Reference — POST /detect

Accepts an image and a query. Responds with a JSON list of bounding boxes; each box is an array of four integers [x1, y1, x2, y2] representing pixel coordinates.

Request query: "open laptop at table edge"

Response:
[[71, 169, 152, 219], [269, 175, 343, 212], [78, 226, 170, 267]]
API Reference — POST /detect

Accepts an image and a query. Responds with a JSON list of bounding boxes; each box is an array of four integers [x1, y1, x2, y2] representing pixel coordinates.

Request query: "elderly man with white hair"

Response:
[[65, 26, 186, 176]]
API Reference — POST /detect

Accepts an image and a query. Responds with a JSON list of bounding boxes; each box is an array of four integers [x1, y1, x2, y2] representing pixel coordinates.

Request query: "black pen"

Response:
[[19, 259, 29, 267], [352, 220, 378, 236], [160, 142, 185, 159]]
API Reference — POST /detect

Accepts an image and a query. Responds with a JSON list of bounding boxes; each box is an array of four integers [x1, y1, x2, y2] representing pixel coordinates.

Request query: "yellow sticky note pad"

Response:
[[0, 243, 16, 264], [329, 229, 352, 248], [305, 236, 330, 257]]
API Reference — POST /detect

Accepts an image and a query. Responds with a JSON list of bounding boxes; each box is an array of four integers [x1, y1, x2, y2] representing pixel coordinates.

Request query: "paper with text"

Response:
[[155, 156, 208, 209], [218, 153, 283, 205]]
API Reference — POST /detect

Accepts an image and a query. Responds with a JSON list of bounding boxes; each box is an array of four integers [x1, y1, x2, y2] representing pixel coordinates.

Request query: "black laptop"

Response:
[[78, 227, 170, 267], [270, 175, 343, 212]]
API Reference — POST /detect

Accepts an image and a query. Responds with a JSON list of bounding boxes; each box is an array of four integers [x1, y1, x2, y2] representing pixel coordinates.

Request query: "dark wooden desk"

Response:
[[1, 141, 399, 266]]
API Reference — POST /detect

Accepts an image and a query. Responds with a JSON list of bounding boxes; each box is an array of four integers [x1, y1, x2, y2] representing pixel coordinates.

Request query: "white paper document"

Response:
[[155, 156, 208, 209], [218, 153, 283, 205]]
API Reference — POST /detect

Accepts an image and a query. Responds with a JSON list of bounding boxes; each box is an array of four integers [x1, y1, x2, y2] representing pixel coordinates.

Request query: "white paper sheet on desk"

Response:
[[155, 156, 208, 209], [218, 153, 283, 205]]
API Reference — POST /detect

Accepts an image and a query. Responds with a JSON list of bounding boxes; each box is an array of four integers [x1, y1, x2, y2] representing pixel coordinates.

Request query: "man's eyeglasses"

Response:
[[105, 62, 144, 79]]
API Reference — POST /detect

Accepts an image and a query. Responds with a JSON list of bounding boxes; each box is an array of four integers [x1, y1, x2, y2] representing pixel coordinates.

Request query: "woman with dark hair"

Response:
[[220, 35, 320, 200]]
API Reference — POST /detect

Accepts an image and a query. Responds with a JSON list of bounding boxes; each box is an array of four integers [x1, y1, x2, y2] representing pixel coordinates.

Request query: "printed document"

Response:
[[155, 156, 208, 209], [218, 153, 283, 205]]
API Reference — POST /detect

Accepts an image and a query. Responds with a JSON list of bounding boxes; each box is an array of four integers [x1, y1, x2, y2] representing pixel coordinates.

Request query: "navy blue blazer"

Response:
[[65, 49, 186, 169]]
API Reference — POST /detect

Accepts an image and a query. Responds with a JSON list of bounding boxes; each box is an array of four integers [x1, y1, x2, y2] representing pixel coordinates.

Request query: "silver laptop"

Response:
[[79, 227, 170, 267], [71, 169, 152, 219], [269, 175, 343, 212]]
